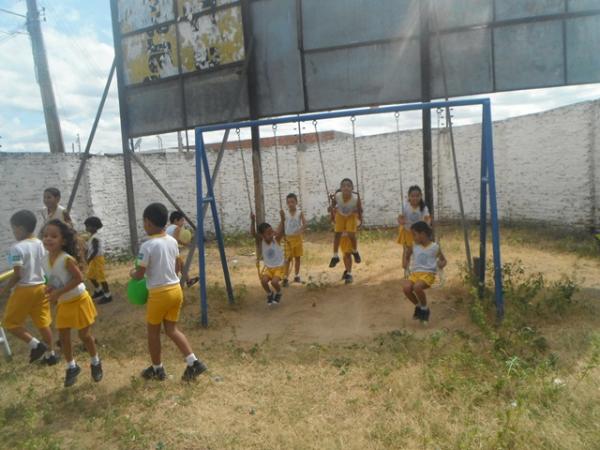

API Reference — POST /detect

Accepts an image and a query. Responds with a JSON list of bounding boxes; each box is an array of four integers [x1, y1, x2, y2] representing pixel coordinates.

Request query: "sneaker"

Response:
[[282, 278, 289, 288], [141, 365, 166, 381], [43, 354, 59, 366], [186, 276, 200, 288], [352, 252, 362, 263], [92, 291, 104, 300], [29, 342, 48, 363], [273, 292, 282, 304], [420, 308, 431, 324], [341, 270, 348, 281], [182, 360, 208, 382], [97, 295, 113, 305], [293, 276, 301, 283], [266, 292, 274, 305], [329, 256, 340, 268], [345, 274, 353, 285], [91, 362, 103, 382], [64, 365, 81, 387], [412, 306, 420, 320]]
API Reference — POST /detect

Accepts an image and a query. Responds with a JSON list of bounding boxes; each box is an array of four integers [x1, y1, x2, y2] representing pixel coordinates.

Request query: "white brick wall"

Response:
[[1, 100, 599, 269]]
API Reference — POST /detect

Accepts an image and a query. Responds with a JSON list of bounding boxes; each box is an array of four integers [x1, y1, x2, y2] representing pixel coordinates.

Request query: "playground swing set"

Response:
[[193, 97, 503, 327]]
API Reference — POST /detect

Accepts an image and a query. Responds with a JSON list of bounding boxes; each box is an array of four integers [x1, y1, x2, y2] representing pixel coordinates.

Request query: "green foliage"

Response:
[[306, 214, 333, 232]]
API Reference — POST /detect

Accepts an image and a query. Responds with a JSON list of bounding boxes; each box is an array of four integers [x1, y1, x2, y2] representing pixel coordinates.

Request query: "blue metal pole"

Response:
[[483, 102, 504, 320], [195, 130, 209, 327], [197, 99, 492, 133], [201, 140, 235, 305], [479, 107, 488, 299]]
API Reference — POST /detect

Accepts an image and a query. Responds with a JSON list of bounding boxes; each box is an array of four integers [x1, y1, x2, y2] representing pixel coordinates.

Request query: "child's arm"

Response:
[[329, 193, 337, 222], [437, 248, 447, 269], [279, 209, 285, 236], [47, 258, 83, 303], [130, 246, 147, 280], [174, 225, 182, 244], [300, 212, 307, 234], [87, 237, 99, 264], [357, 196, 363, 225], [63, 210, 73, 227], [424, 215, 432, 226], [398, 214, 406, 226], [175, 256, 183, 275]]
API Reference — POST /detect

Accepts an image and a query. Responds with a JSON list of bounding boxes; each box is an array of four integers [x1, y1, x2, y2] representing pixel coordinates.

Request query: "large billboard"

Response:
[[111, 0, 600, 137]]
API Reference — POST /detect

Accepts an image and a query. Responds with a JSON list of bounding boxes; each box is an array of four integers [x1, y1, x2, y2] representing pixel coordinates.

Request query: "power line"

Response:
[[0, 7, 27, 18]]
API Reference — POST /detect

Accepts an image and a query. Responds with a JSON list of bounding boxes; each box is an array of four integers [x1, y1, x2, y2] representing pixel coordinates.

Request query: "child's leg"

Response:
[[78, 326, 98, 357], [402, 246, 408, 270], [90, 279, 100, 290], [413, 282, 429, 308], [401, 280, 419, 305], [343, 254, 352, 272], [348, 232, 358, 252], [271, 277, 281, 293], [294, 256, 301, 276], [147, 323, 162, 365], [6, 326, 35, 344], [260, 275, 272, 293], [59, 328, 73, 362], [38, 326, 54, 351], [333, 232, 342, 254], [163, 320, 193, 357], [284, 258, 291, 281], [101, 282, 110, 294]]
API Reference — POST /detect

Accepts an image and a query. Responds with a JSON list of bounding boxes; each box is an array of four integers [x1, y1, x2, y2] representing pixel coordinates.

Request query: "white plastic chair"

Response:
[[0, 326, 11, 358]]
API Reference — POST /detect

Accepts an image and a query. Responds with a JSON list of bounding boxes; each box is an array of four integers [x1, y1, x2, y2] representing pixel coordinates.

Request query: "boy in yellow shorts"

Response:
[[280, 193, 306, 286], [84, 216, 112, 304], [329, 178, 363, 268], [401, 221, 446, 324], [130, 203, 207, 381], [1, 210, 57, 365], [251, 213, 285, 305]]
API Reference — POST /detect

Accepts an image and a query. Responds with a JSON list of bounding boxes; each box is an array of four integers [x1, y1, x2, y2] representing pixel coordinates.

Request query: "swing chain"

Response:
[[394, 112, 404, 201], [272, 124, 283, 210], [313, 120, 331, 203], [237, 128, 253, 214], [350, 115, 359, 195]]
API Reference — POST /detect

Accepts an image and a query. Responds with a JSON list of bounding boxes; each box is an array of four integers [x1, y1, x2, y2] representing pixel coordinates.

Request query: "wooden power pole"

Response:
[[26, 0, 64, 153]]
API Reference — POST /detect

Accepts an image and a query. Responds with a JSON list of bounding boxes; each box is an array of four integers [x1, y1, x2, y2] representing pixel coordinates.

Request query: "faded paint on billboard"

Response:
[[179, 5, 245, 73], [122, 26, 179, 84], [178, 0, 237, 19], [118, 0, 175, 34]]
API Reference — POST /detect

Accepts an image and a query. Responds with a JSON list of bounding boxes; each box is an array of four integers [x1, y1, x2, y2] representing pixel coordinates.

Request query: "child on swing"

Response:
[[250, 213, 285, 305], [401, 221, 446, 323], [280, 193, 306, 287], [329, 178, 362, 268], [398, 185, 431, 274]]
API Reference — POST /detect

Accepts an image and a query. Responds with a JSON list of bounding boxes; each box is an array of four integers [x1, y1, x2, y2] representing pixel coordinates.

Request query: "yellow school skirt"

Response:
[[408, 272, 436, 287], [340, 236, 353, 255], [261, 266, 285, 281], [335, 213, 358, 233], [56, 291, 97, 330], [284, 235, 304, 259], [87, 256, 106, 282], [3, 284, 51, 329], [146, 284, 183, 325], [397, 227, 414, 246]]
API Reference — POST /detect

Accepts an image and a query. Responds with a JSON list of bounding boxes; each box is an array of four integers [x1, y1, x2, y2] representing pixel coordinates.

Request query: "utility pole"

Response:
[[26, 0, 64, 153]]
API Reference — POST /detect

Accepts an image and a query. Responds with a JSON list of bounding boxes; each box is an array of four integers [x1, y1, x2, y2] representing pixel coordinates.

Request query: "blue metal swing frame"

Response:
[[194, 98, 503, 326]]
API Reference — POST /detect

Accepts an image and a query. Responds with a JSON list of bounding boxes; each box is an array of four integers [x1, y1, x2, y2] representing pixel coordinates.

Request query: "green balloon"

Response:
[[127, 278, 148, 305]]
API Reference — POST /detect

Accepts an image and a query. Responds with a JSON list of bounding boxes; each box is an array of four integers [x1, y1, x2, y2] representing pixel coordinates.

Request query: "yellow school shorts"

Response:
[[335, 213, 358, 233], [408, 272, 436, 287], [261, 266, 285, 281], [56, 291, 97, 330], [87, 256, 106, 282], [284, 235, 304, 259], [3, 284, 51, 329], [397, 227, 414, 246], [146, 284, 183, 325], [340, 236, 353, 255]]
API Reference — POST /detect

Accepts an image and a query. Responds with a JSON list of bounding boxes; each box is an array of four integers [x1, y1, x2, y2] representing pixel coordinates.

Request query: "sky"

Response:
[[1, 0, 600, 153]]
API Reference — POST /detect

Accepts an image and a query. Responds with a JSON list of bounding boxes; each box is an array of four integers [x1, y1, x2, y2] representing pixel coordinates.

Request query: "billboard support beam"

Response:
[[110, 0, 138, 255], [67, 59, 116, 214], [420, 0, 434, 219]]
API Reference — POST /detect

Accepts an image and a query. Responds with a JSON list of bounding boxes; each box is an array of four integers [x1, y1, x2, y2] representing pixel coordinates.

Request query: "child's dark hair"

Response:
[[340, 178, 354, 188], [169, 211, 184, 224], [286, 193, 298, 201], [84, 216, 103, 230], [45, 219, 84, 263], [411, 221, 433, 239], [143, 203, 169, 228], [44, 187, 61, 199], [408, 185, 426, 212], [10, 210, 37, 234], [257, 222, 272, 235]]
